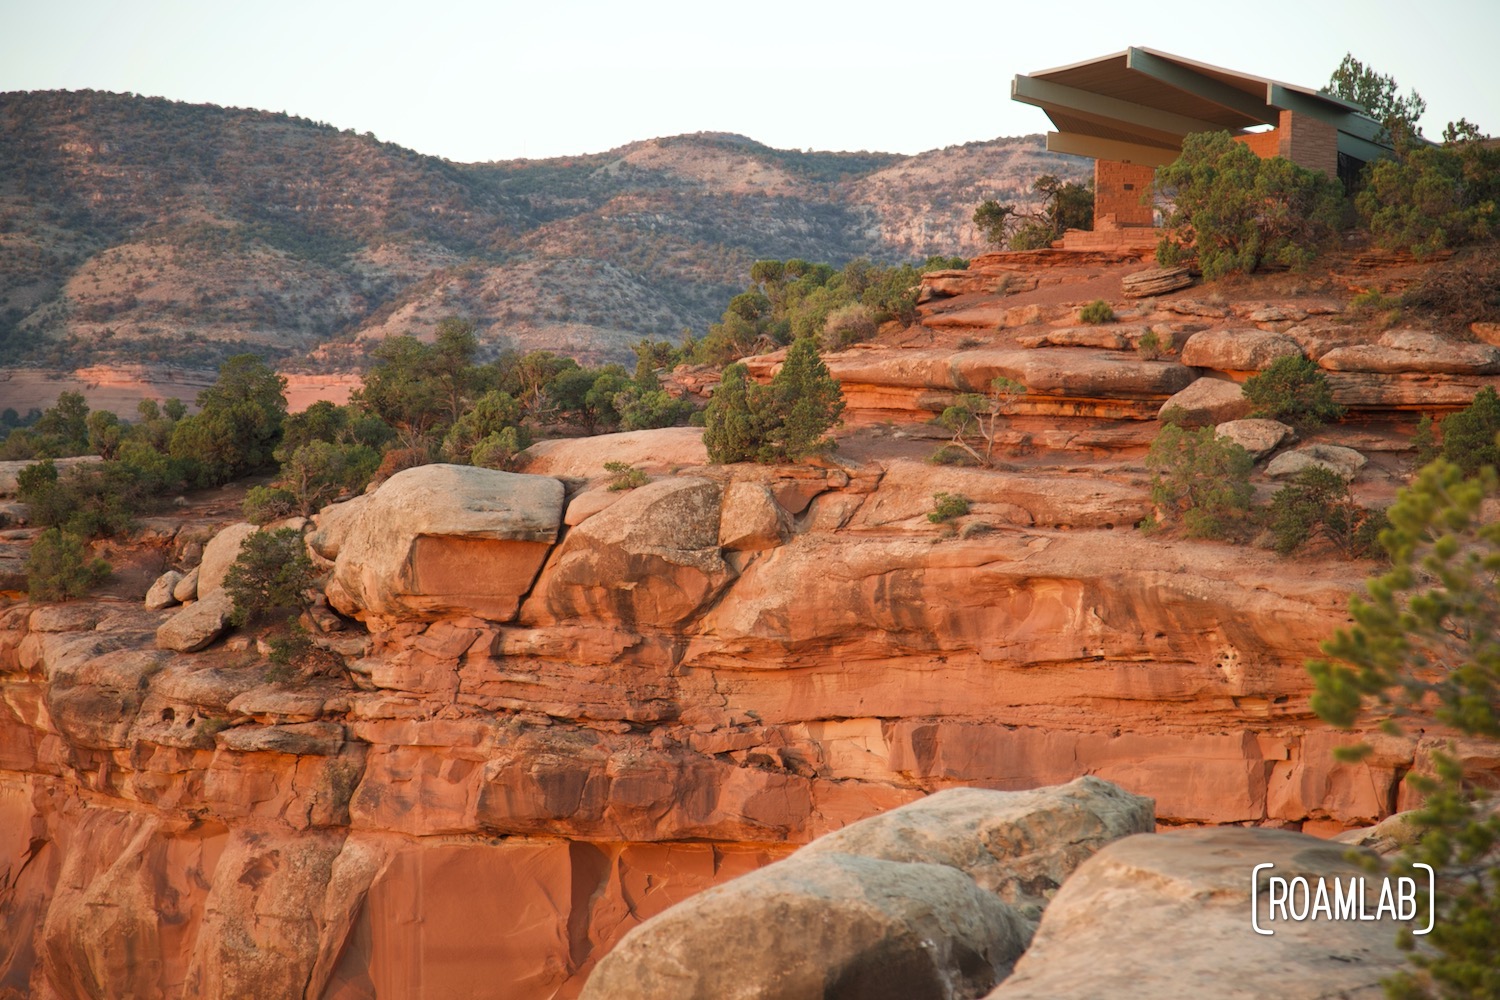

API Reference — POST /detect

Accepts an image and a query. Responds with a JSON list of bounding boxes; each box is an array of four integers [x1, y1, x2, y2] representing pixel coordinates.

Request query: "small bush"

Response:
[[26, 528, 110, 601], [1079, 300, 1115, 325], [223, 528, 316, 626], [1439, 386, 1500, 475], [603, 461, 648, 491], [820, 303, 878, 351], [470, 426, 531, 471], [265, 620, 341, 680], [928, 492, 971, 523], [1410, 414, 1440, 467], [243, 485, 298, 525], [929, 444, 980, 466], [371, 446, 430, 485], [1136, 329, 1165, 360], [1145, 424, 1254, 539], [1242, 355, 1344, 430]]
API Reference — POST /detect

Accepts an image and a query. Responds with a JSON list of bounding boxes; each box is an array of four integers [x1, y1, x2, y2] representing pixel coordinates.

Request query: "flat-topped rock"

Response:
[[1265, 443, 1367, 479], [954, 349, 1197, 399], [987, 828, 1410, 999], [1179, 329, 1303, 371], [320, 464, 565, 627], [1158, 378, 1250, 426], [1121, 266, 1193, 298], [1215, 419, 1295, 460], [1319, 329, 1500, 375], [522, 427, 708, 479]]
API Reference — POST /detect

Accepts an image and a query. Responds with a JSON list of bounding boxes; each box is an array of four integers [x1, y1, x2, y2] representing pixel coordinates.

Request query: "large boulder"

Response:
[[1179, 329, 1302, 371], [155, 590, 234, 653], [718, 481, 790, 552], [523, 477, 733, 630], [321, 464, 565, 627], [583, 852, 1027, 1000], [582, 778, 1150, 1000], [797, 778, 1154, 914], [144, 570, 184, 611], [197, 522, 258, 597], [987, 828, 1411, 999], [1265, 443, 1367, 479], [1215, 419, 1295, 461], [1158, 378, 1250, 426]]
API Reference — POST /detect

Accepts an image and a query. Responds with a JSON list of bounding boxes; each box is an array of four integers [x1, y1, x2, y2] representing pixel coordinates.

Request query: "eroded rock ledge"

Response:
[[0, 439, 1484, 998]]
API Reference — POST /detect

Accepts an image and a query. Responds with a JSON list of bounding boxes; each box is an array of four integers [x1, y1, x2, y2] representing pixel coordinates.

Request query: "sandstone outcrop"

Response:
[[522, 476, 733, 630], [988, 828, 1411, 999], [1158, 377, 1250, 426], [1215, 418, 1295, 460], [1265, 443, 1367, 479], [197, 521, 257, 596], [1320, 329, 1500, 375], [1179, 329, 1302, 371], [318, 464, 565, 627], [583, 779, 1146, 1000], [172, 566, 199, 603], [154, 589, 234, 652]]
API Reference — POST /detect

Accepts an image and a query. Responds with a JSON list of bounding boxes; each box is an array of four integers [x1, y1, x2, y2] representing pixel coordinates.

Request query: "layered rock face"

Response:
[[0, 439, 1448, 998]]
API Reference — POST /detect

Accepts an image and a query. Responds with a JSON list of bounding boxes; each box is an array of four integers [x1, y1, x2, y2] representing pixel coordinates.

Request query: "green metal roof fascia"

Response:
[[1012, 74, 1233, 141], [1267, 83, 1389, 146], [1124, 48, 1277, 125]]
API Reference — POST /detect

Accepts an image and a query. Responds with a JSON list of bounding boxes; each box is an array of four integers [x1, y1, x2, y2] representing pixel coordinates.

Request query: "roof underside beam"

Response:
[[1046, 131, 1181, 167], [1124, 48, 1276, 125], [1012, 74, 1236, 142]]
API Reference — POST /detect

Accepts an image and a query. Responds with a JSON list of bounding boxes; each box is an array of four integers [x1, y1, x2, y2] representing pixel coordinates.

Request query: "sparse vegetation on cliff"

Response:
[[223, 528, 316, 626], [972, 174, 1093, 250], [1143, 422, 1254, 539], [25, 528, 110, 601]]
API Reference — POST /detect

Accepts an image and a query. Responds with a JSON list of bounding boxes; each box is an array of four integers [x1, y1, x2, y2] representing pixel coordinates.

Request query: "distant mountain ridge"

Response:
[[0, 90, 1088, 370]]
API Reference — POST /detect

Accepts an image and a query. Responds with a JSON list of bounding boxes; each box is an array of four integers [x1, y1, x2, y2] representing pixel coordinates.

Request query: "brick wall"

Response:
[[1230, 111, 1337, 177], [1278, 109, 1338, 177], [1233, 130, 1280, 159], [1093, 160, 1156, 229]]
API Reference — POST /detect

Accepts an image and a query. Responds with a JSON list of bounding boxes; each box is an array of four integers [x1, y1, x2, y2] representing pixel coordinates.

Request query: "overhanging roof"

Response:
[[1012, 47, 1393, 165]]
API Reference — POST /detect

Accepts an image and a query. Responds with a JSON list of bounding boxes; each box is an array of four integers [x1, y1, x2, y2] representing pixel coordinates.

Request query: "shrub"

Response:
[[470, 427, 531, 471], [265, 621, 341, 680], [1306, 459, 1500, 997], [1439, 386, 1500, 475], [1410, 414, 1440, 468], [821, 303, 878, 351], [1242, 355, 1345, 430], [1154, 132, 1344, 280], [1357, 143, 1500, 258], [371, 446, 431, 485], [243, 485, 298, 525], [279, 440, 380, 513], [928, 492, 970, 523], [26, 528, 110, 601], [1136, 329, 1165, 360], [1145, 424, 1254, 539], [169, 354, 288, 486], [1267, 466, 1387, 558], [18, 460, 143, 539], [704, 339, 844, 464], [936, 377, 1026, 467], [929, 443, 980, 467], [603, 461, 648, 491], [223, 528, 316, 626], [1079, 300, 1115, 325]]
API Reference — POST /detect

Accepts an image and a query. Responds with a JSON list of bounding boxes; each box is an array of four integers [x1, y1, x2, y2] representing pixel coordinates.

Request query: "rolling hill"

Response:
[[0, 90, 1087, 370]]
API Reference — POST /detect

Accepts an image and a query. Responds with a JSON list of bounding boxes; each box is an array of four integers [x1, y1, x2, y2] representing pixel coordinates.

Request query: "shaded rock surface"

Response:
[[1266, 443, 1367, 479], [1215, 418, 1295, 460], [988, 828, 1412, 999], [1158, 377, 1250, 426], [582, 779, 1147, 1000], [144, 570, 183, 610]]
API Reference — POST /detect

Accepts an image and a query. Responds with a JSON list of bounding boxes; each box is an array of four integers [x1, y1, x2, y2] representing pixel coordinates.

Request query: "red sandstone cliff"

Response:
[[3, 251, 1498, 997]]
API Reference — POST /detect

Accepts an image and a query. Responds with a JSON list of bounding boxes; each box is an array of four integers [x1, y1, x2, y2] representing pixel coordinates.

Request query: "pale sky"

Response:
[[3, 0, 1497, 163]]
